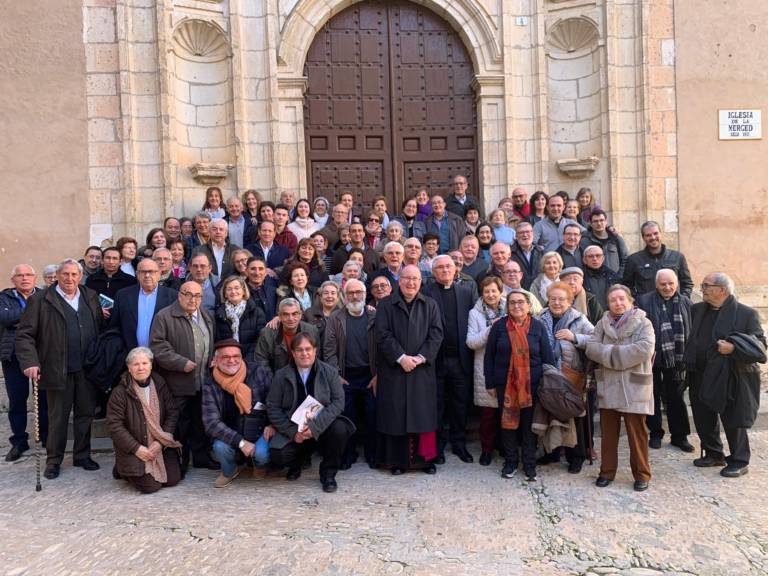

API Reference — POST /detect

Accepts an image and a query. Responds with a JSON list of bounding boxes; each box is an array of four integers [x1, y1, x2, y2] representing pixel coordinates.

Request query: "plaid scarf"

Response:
[[501, 315, 532, 430], [657, 293, 686, 369], [540, 307, 578, 369]]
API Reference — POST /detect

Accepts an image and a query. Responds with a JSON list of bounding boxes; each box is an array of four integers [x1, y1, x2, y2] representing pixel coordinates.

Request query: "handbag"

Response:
[[561, 364, 586, 395]]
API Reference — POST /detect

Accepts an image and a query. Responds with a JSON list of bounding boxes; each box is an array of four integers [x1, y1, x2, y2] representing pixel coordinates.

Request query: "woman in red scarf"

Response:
[[484, 289, 555, 481]]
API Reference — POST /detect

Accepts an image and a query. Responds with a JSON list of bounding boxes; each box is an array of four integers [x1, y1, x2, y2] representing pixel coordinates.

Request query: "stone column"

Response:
[[472, 75, 508, 211]]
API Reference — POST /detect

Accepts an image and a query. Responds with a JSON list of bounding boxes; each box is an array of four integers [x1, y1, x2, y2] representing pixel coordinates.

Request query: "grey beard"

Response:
[[345, 301, 365, 315]]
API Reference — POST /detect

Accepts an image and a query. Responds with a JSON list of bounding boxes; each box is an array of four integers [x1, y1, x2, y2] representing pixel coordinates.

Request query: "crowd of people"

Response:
[[1, 179, 765, 495]]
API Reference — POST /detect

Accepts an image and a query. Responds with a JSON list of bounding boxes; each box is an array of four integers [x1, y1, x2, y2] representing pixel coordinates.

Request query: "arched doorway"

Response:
[[303, 0, 479, 216]]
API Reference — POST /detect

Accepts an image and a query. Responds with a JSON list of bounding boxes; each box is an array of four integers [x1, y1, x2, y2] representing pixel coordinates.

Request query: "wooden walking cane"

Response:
[[31, 376, 42, 492]]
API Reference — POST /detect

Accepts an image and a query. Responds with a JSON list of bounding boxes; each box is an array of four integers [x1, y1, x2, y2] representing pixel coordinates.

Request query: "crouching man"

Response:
[[203, 339, 274, 488], [267, 333, 353, 493]]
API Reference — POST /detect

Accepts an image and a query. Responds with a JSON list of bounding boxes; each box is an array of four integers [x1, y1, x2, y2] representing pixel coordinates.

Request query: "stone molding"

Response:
[[170, 18, 231, 62]]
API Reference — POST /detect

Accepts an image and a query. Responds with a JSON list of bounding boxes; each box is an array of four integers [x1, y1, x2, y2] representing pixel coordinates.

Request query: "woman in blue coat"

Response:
[[485, 288, 555, 481]]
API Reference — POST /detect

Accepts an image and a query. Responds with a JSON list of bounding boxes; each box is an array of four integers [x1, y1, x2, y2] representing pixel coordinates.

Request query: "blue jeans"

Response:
[[212, 437, 270, 477]]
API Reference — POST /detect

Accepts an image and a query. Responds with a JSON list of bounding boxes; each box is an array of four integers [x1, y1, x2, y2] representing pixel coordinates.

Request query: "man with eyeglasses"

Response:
[[499, 261, 542, 315], [423, 255, 478, 464], [330, 222, 380, 275], [375, 265, 443, 475], [153, 247, 183, 291], [369, 276, 393, 306], [581, 245, 619, 309], [324, 279, 378, 469], [459, 235, 486, 283], [580, 209, 628, 276], [110, 258, 177, 350], [186, 253, 217, 314], [556, 223, 585, 271], [509, 221, 543, 290], [684, 272, 766, 478], [445, 174, 481, 219], [622, 220, 693, 298], [424, 195, 467, 254], [369, 241, 404, 295], [510, 187, 531, 220], [150, 280, 218, 474]]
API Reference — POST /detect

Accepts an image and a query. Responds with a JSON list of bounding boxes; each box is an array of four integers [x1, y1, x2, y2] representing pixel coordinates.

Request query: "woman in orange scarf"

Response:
[[484, 289, 555, 481]]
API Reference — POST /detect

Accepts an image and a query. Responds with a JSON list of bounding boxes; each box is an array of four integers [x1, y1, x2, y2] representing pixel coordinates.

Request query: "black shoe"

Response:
[[452, 447, 474, 463], [434, 454, 446, 465], [501, 462, 517, 479], [634, 480, 649, 492], [720, 464, 749, 478], [595, 476, 612, 488], [479, 452, 493, 466], [567, 462, 583, 474], [301, 456, 312, 470], [423, 463, 437, 475], [5, 444, 28, 462], [44, 463, 60, 479], [193, 459, 221, 470], [73, 457, 100, 471], [112, 466, 121, 480], [649, 437, 662, 449], [286, 467, 302, 481], [671, 439, 695, 453], [693, 454, 726, 468], [391, 467, 404, 476], [524, 468, 536, 482], [321, 477, 338, 493], [367, 460, 378, 470], [536, 452, 559, 465]]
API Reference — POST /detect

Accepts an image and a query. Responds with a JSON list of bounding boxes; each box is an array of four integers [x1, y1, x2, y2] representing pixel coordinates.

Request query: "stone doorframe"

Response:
[[274, 0, 507, 210]]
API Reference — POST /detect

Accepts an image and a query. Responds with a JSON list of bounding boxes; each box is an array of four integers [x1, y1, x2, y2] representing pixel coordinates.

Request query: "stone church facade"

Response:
[[2, 0, 766, 307]]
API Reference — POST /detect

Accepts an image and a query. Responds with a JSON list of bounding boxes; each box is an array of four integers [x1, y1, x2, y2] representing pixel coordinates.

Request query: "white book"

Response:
[[290, 395, 323, 432]]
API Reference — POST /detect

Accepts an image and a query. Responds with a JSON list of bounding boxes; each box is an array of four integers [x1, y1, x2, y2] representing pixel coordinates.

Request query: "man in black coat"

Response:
[[582, 245, 620, 309], [85, 246, 137, 300], [423, 255, 478, 463], [110, 258, 177, 350], [622, 221, 693, 297], [510, 222, 543, 290], [684, 272, 766, 478], [375, 265, 443, 475], [15, 259, 106, 479], [424, 195, 467, 254], [245, 257, 278, 321], [445, 174, 481, 218], [245, 220, 290, 273], [637, 269, 693, 452]]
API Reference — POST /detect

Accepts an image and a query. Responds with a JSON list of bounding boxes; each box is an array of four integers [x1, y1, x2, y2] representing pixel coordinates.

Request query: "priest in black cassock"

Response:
[[375, 265, 443, 475]]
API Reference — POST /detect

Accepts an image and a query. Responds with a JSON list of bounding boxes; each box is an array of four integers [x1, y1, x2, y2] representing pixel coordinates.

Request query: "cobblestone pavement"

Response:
[[0, 421, 767, 576]]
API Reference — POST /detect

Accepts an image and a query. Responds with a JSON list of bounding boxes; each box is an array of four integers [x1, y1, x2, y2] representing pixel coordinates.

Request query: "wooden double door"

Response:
[[303, 0, 478, 216]]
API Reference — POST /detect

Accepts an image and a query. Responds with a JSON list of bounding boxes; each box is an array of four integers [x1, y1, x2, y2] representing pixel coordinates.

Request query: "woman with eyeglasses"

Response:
[[394, 197, 426, 240], [536, 282, 594, 474], [485, 289, 555, 481], [364, 211, 384, 250]]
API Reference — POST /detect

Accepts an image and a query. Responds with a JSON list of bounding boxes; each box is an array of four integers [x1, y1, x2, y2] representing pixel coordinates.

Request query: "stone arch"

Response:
[[278, 0, 502, 78]]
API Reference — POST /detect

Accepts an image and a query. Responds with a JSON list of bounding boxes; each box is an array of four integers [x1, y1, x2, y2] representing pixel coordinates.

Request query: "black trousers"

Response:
[[46, 371, 95, 465], [564, 414, 587, 466], [436, 355, 470, 453], [499, 406, 536, 471], [270, 418, 350, 479], [175, 392, 210, 469], [125, 449, 182, 494], [689, 372, 750, 465], [2, 357, 48, 448], [342, 370, 377, 465], [646, 366, 691, 441]]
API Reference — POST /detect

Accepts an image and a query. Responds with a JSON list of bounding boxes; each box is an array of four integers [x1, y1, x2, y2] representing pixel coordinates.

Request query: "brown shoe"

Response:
[[214, 467, 240, 488], [251, 467, 268, 479]]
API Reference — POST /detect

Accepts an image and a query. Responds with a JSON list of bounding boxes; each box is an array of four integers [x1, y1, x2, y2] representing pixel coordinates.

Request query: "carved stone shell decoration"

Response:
[[171, 19, 230, 62], [547, 18, 599, 56]]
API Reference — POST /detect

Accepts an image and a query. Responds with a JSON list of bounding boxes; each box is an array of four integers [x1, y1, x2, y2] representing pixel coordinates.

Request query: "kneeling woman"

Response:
[[485, 289, 555, 481], [107, 347, 182, 493], [586, 284, 655, 491]]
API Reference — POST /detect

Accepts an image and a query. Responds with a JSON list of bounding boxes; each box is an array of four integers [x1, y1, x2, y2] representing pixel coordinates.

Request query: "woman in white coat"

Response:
[[466, 276, 506, 466]]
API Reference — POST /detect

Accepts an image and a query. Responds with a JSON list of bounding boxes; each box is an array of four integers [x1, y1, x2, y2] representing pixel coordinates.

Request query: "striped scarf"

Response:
[[657, 293, 686, 368]]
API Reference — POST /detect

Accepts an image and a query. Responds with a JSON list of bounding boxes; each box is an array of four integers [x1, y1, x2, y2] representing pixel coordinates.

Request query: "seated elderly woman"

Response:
[[107, 347, 181, 494]]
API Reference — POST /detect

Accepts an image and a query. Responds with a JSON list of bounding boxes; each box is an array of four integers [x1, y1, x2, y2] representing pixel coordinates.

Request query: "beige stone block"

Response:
[[651, 87, 674, 111], [548, 55, 593, 81], [549, 141, 576, 159], [86, 44, 119, 73], [662, 111, 677, 132], [89, 166, 121, 189], [174, 78, 191, 103], [647, 39, 662, 66], [87, 73, 118, 96], [197, 105, 229, 127], [85, 7, 116, 43], [649, 111, 664, 134], [190, 83, 231, 106], [188, 125, 229, 148], [615, 7, 638, 39], [88, 95, 121, 119], [577, 73, 601, 98], [88, 118, 116, 142], [201, 145, 236, 164], [548, 79, 578, 100], [649, 133, 669, 157], [650, 4, 674, 37], [89, 142, 123, 167], [132, 94, 159, 118], [667, 133, 677, 156], [549, 99, 576, 122], [576, 140, 601, 158], [652, 156, 677, 178], [134, 165, 163, 188], [131, 44, 159, 73], [89, 189, 112, 223], [131, 72, 158, 95], [129, 7, 156, 43], [174, 122, 190, 146], [133, 117, 160, 142], [648, 177, 666, 209], [590, 117, 604, 140], [84, 0, 116, 6], [664, 177, 678, 207], [650, 66, 675, 88], [576, 93, 602, 121], [133, 141, 162, 165]]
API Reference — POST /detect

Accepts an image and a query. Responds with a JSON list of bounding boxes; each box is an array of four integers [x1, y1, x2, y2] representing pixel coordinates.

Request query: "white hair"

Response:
[[710, 272, 736, 296], [343, 278, 366, 296], [58, 258, 83, 274], [126, 346, 154, 365], [11, 264, 36, 276], [655, 268, 678, 283], [430, 254, 454, 271], [278, 297, 302, 313], [42, 264, 59, 276], [342, 260, 362, 273], [383, 241, 404, 253]]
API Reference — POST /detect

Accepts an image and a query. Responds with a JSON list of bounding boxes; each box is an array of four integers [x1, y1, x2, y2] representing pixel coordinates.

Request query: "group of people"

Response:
[[1, 180, 764, 495]]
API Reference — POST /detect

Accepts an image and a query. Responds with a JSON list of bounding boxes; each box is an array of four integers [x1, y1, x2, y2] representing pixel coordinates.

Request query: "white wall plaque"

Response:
[[719, 109, 762, 140]]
